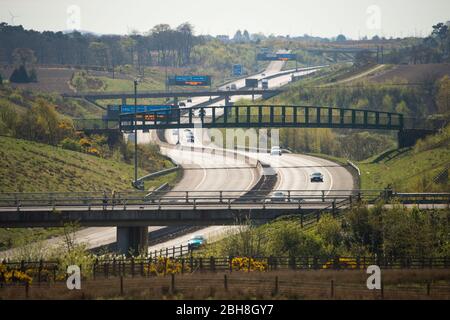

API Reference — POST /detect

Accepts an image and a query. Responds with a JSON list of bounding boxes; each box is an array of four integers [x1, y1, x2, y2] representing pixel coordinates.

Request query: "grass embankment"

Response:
[[0, 86, 102, 118], [358, 145, 449, 191], [0, 135, 149, 192], [0, 136, 181, 250]]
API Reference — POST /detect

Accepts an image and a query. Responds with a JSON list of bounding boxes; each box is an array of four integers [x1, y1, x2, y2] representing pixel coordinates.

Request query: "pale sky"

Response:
[[0, 0, 449, 39]]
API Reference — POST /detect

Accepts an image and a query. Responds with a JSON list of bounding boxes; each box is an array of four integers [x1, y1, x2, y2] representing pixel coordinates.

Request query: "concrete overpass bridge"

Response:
[[0, 190, 448, 255], [63, 88, 283, 105]]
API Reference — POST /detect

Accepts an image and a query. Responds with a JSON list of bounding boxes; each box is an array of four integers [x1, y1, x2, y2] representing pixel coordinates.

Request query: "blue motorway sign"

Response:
[[120, 105, 174, 114], [168, 75, 211, 86], [232, 64, 243, 76]]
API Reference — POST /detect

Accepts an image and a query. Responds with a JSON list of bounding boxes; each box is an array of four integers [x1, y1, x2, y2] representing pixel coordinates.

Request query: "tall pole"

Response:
[[134, 79, 138, 187]]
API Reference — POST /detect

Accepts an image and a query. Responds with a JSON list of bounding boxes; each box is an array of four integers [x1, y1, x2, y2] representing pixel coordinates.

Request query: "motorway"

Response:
[[141, 59, 354, 253], [0, 59, 354, 259]]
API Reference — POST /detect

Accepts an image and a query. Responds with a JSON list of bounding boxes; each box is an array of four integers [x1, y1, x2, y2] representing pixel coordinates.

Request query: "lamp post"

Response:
[[133, 79, 139, 189]]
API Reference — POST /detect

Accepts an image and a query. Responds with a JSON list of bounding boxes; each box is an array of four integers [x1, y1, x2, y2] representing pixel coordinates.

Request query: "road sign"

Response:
[[168, 75, 211, 86], [257, 53, 297, 61], [245, 78, 258, 88], [232, 64, 243, 76]]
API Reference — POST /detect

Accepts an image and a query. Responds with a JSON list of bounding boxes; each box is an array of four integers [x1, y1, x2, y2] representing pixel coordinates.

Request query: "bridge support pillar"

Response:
[[117, 226, 148, 256], [121, 97, 126, 106]]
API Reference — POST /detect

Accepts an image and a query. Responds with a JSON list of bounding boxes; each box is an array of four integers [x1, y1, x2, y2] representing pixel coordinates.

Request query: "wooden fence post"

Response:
[[272, 276, 279, 296], [164, 258, 168, 276], [170, 273, 175, 294], [330, 280, 334, 298], [181, 258, 185, 274], [53, 265, 57, 283], [38, 260, 43, 286], [25, 281, 29, 299], [112, 258, 116, 277], [313, 257, 319, 270], [224, 274, 228, 292], [120, 276, 124, 296], [427, 282, 431, 296], [210, 257, 215, 272]]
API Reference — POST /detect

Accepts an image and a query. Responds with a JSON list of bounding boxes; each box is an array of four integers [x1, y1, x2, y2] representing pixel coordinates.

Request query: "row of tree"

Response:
[[384, 22, 450, 64], [0, 22, 200, 71], [204, 205, 449, 259]]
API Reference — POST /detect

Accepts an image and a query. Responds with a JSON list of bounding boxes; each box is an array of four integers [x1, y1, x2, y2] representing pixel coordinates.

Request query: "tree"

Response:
[[336, 34, 347, 42], [89, 42, 110, 67], [233, 30, 243, 42], [395, 100, 411, 116], [10, 48, 38, 83], [9, 65, 30, 83], [316, 214, 344, 255], [436, 75, 450, 114], [33, 98, 60, 145], [0, 102, 18, 135], [243, 30, 250, 42]]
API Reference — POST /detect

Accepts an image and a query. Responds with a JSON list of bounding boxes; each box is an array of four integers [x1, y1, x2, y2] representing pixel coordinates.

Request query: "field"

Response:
[[0, 269, 448, 300]]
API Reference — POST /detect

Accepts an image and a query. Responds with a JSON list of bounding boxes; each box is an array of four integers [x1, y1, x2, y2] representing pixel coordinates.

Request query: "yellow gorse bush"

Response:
[[322, 257, 362, 269], [231, 257, 267, 272], [0, 264, 33, 285], [144, 257, 190, 276]]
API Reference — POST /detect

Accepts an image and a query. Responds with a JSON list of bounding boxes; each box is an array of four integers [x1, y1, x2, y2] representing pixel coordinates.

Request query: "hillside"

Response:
[[358, 127, 450, 192], [0, 85, 103, 118], [0, 135, 164, 192]]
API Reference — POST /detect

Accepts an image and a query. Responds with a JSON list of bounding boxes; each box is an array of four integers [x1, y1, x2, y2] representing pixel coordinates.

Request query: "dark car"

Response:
[[310, 172, 324, 182]]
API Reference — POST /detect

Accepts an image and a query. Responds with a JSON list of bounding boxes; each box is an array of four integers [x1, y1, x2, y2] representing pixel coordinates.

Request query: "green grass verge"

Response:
[[358, 145, 449, 192], [0, 135, 149, 193]]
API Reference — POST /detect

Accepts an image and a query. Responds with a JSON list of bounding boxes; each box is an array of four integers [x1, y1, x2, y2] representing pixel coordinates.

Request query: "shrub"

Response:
[[9, 92, 24, 105], [9, 65, 31, 83], [61, 137, 82, 152], [231, 257, 267, 272]]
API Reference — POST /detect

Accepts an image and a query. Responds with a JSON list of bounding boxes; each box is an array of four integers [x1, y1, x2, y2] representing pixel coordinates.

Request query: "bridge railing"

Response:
[[0, 189, 377, 207], [0, 190, 448, 209], [118, 105, 404, 131]]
